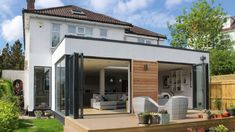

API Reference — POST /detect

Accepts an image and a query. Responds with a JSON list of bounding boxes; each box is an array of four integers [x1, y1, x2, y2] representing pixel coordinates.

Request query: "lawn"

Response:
[[15, 119, 63, 132]]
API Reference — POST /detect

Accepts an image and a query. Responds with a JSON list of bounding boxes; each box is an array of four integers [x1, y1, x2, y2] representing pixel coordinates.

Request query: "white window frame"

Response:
[[77, 26, 85, 36], [51, 23, 61, 47]]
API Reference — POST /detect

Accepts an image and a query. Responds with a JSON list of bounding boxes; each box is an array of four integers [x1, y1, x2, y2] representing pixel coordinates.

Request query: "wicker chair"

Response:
[[165, 96, 188, 120], [132, 96, 166, 115]]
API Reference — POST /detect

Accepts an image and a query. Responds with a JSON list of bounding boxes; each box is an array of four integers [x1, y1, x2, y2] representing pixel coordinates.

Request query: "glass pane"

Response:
[[146, 40, 151, 44], [85, 27, 93, 37], [55, 58, 66, 114], [78, 27, 85, 35], [196, 65, 205, 108], [68, 25, 76, 34], [52, 32, 60, 47], [52, 24, 60, 32], [138, 38, 145, 43], [100, 29, 107, 38], [34, 67, 51, 109]]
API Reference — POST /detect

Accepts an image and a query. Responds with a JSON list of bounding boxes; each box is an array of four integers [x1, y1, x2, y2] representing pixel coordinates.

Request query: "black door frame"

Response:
[[192, 63, 209, 109]]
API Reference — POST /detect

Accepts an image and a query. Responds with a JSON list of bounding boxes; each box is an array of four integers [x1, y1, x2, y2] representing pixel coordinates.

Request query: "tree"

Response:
[[1, 43, 12, 69], [0, 41, 24, 70], [168, 0, 235, 75], [210, 49, 235, 75], [10, 40, 24, 70], [168, 0, 231, 50]]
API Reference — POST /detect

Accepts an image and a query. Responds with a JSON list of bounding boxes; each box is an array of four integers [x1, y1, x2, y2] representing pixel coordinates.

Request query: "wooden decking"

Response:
[[64, 111, 235, 132]]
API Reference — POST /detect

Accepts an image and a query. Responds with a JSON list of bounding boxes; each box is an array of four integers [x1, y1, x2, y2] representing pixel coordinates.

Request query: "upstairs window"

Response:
[[145, 40, 151, 44], [85, 27, 93, 37], [51, 24, 60, 47], [67, 25, 93, 37], [68, 25, 76, 35], [138, 38, 151, 44], [138, 38, 145, 43], [77, 27, 85, 36], [100, 29, 108, 38]]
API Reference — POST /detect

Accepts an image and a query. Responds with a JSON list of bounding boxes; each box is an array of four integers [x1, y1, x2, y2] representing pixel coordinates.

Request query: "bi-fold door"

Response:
[[193, 63, 209, 109], [65, 53, 84, 119]]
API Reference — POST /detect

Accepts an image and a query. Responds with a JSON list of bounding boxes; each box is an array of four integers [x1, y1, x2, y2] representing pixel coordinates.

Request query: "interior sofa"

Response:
[[91, 94, 128, 110]]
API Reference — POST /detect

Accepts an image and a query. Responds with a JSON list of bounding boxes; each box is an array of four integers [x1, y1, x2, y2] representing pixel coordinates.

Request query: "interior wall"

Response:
[[158, 66, 193, 108], [132, 60, 158, 101]]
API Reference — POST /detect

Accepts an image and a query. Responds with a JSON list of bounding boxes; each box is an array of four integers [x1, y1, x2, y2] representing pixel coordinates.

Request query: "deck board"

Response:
[[64, 110, 235, 132]]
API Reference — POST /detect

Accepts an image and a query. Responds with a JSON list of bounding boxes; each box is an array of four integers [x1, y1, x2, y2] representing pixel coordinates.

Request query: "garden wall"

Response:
[[2, 70, 24, 82]]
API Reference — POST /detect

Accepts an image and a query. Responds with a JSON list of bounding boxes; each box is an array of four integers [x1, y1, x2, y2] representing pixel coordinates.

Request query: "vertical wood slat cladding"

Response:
[[132, 60, 158, 101]]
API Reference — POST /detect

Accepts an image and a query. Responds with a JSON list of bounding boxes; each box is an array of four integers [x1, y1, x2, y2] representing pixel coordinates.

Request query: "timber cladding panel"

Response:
[[132, 60, 158, 101]]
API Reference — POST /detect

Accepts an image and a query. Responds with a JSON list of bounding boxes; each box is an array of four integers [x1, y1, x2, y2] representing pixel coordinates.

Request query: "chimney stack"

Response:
[[27, 0, 35, 10]]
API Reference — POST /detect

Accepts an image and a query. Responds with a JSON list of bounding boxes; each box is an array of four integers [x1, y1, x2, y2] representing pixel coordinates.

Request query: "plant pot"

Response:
[[227, 108, 235, 116], [159, 114, 170, 125], [138, 115, 150, 124], [216, 114, 223, 119], [223, 111, 229, 117], [150, 115, 160, 124]]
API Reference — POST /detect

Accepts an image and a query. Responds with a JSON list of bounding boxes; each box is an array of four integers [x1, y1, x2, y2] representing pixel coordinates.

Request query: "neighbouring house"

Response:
[[222, 16, 235, 49], [22, 0, 209, 120]]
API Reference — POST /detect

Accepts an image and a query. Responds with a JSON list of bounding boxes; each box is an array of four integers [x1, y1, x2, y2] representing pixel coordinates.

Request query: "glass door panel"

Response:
[[193, 63, 209, 109]]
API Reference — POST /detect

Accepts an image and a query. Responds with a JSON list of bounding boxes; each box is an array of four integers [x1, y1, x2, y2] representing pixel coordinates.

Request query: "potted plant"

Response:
[[213, 98, 221, 110], [158, 109, 170, 125], [150, 112, 160, 124], [227, 101, 235, 117], [223, 110, 229, 117], [137, 112, 151, 124], [34, 110, 43, 118]]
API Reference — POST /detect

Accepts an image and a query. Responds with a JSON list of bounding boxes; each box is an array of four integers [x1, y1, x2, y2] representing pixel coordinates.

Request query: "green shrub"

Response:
[[0, 100, 20, 131], [0, 79, 13, 98]]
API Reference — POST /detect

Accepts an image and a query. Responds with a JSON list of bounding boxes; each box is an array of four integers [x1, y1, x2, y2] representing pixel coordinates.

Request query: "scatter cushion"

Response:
[[120, 94, 128, 101], [102, 96, 109, 101]]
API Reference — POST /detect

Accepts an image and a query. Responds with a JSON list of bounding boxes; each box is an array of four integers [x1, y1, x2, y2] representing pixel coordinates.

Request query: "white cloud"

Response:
[[127, 11, 175, 29], [114, 0, 153, 15], [165, 0, 192, 9], [81, 0, 175, 30], [1, 16, 23, 42], [0, 0, 15, 19], [89, 0, 117, 12], [35, 0, 64, 9]]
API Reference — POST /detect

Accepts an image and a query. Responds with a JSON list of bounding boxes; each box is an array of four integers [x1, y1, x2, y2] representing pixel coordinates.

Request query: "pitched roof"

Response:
[[222, 16, 235, 32], [126, 26, 166, 38], [23, 5, 166, 39]]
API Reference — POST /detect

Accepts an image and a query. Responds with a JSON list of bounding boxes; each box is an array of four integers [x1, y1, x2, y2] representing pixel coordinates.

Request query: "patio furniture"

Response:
[[165, 96, 188, 120], [158, 92, 172, 105], [132, 96, 166, 115], [91, 94, 127, 110]]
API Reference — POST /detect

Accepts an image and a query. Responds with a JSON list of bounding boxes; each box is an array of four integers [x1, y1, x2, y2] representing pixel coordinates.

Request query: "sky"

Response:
[[0, 0, 234, 50]]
